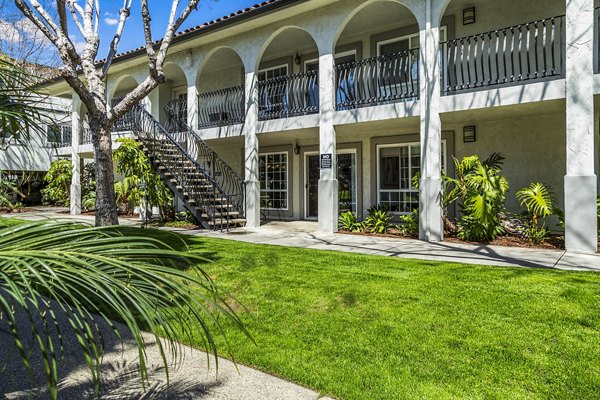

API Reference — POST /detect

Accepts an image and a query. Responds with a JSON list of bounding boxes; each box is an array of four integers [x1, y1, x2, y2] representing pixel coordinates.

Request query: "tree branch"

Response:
[[156, 0, 200, 67], [100, 0, 132, 79]]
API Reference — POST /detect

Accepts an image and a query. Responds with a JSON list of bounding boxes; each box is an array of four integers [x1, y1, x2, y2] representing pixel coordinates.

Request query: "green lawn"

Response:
[[2, 218, 599, 399], [183, 236, 600, 400]]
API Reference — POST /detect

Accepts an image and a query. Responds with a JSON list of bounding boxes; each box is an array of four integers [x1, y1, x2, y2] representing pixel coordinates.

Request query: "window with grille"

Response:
[[259, 152, 288, 210]]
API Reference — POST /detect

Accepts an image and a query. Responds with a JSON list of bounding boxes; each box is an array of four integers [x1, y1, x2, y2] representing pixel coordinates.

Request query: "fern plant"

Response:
[[365, 205, 394, 234], [338, 211, 364, 232]]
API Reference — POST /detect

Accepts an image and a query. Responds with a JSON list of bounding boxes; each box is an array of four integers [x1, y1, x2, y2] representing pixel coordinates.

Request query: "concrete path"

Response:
[[3, 209, 600, 271]]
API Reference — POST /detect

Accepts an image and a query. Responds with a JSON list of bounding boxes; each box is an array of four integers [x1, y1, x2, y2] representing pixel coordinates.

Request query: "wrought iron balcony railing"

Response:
[[164, 98, 188, 133], [46, 124, 71, 147], [258, 70, 319, 121], [441, 15, 565, 95], [111, 97, 137, 132], [198, 86, 245, 128], [80, 127, 92, 145], [335, 49, 420, 110]]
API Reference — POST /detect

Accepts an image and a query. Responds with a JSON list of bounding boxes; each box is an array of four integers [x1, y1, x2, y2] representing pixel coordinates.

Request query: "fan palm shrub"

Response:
[[516, 182, 555, 244], [0, 220, 248, 399], [446, 153, 509, 242], [365, 205, 394, 234]]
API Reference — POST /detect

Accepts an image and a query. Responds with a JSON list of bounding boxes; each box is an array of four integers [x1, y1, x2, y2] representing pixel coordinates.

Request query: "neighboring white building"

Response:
[[38, 0, 599, 252]]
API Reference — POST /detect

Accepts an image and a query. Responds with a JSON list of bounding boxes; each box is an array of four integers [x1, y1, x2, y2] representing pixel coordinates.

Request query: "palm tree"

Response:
[[0, 59, 248, 399]]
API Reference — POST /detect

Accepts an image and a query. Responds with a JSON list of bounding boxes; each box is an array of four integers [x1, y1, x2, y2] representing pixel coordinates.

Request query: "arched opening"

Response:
[[196, 47, 245, 128], [162, 63, 188, 131], [334, 1, 420, 111], [110, 75, 139, 132], [257, 27, 319, 120], [440, 0, 566, 94]]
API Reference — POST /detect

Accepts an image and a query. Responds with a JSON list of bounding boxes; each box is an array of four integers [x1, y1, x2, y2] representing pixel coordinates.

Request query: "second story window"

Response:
[[46, 124, 72, 147]]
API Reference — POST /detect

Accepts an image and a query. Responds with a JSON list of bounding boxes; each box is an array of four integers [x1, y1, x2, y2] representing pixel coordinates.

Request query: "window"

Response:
[[377, 141, 446, 214], [258, 65, 289, 116], [259, 152, 288, 210], [258, 64, 288, 81]]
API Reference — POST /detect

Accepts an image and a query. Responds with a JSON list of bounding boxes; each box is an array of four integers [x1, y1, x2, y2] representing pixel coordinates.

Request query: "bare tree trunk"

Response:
[[91, 121, 118, 226]]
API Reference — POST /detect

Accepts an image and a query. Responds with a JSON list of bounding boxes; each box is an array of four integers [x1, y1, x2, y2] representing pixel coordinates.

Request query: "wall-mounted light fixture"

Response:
[[463, 7, 476, 25], [463, 125, 477, 143], [294, 143, 300, 155], [294, 53, 301, 65]]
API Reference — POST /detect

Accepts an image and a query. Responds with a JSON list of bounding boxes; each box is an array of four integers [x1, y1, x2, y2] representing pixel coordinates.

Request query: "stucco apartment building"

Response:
[[36, 0, 599, 252]]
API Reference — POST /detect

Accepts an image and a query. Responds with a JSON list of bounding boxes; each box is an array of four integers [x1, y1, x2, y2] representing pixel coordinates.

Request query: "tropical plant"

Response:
[[399, 209, 419, 236], [338, 211, 364, 232], [41, 159, 72, 206], [516, 182, 555, 244], [113, 138, 172, 216], [0, 220, 248, 399], [365, 205, 394, 234], [82, 190, 96, 211], [0, 171, 24, 207], [445, 153, 509, 242]]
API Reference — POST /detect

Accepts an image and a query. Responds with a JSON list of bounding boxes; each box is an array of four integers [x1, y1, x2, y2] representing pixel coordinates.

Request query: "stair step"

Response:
[[207, 218, 246, 227], [202, 211, 241, 218]]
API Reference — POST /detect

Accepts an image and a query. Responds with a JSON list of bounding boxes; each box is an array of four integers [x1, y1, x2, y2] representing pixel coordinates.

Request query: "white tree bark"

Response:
[[14, 0, 200, 226]]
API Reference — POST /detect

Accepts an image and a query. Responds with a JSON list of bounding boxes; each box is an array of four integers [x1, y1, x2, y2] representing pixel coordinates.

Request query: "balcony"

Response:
[[258, 70, 319, 121], [198, 86, 245, 128], [46, 124, 72, 147], [441, 15, 565, 95], [165, 98, 188, 132], [335, 49, 420, 110]]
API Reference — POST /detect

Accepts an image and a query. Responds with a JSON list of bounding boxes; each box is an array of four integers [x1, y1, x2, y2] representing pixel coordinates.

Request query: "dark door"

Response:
[[306, 154, 320, 218]]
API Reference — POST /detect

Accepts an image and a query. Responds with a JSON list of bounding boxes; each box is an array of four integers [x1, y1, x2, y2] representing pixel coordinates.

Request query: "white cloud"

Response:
[[0, 18, 47, 44], [104, 17, 119, 26]]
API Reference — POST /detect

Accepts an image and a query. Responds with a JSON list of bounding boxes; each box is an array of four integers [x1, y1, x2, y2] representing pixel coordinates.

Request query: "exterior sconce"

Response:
[[463, 126, 477, 143], [463, 7, 475, 25], [294, 53, 301, 65], [294, 143, 300, 155]]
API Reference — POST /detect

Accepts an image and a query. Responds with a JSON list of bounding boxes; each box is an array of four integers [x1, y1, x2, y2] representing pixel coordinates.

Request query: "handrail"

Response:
[[198, 86, 245, 128], [164, 98, 188, 133], [335, 48, 420, 110], [134, 104, 245, 221], [258, 70, 318, 120], [441, 15, 565, 94]]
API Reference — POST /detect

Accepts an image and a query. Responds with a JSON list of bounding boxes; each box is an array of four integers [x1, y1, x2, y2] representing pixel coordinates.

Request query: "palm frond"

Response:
[[516, 182, 554, 219], [0, 220, 250, 399]]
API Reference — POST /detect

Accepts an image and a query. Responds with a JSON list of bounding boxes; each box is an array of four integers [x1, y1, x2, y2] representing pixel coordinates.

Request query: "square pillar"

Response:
[[565, 0, 598, 252], [187, 85, 199, 129], [318, 53, 338, 233], [243, 71, 260, 228], [418, 11, 443, 242], [70, 94, 82, 215]]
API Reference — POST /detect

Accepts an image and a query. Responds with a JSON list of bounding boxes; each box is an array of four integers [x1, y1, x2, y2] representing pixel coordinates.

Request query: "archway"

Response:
[[161, 63, 188, 130], [257, 27, 319, 120], [196, 47, 245, 128]]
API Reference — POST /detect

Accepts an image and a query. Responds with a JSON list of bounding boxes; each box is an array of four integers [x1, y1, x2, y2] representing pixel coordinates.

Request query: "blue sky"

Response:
[[96, 0, 258, 55]]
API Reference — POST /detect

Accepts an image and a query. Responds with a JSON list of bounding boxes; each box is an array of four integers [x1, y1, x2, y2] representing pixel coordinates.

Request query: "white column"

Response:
[[565, 0, 598, 252], [318, 52, 338, 233], [187, 84, 199, 129], [244, 71, 260, 228], [70, 94, 81, 215], [147, 89, 159, 116], [418, 3, 443, 242]]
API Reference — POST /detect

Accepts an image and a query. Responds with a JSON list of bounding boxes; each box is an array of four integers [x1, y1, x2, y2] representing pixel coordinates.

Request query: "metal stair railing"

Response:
[[163, 104, 245, 218], [127, 104, 244, 229]]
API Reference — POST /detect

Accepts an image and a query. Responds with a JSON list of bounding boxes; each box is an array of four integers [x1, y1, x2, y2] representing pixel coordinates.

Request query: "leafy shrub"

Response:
[[446, 153, 509, 242], [399, 209, 419, 236], [41, 159, 72, 206], [365, 205, 394, 234], [338, 211, 363, 232], [82, 190, 96, 211], [516, 182, 555, 244], [113, 138, 172, 215]]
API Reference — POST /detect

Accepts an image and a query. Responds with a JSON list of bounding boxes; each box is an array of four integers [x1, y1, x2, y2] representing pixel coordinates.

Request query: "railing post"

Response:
[[244, 71, 261, 228], [564, 0, 597, 252], [418, 3, 443, 242], [70, 94, 82, 216]]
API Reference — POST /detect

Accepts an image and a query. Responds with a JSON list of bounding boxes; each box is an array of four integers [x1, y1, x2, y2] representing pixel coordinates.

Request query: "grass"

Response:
[[2, 217, 599, 399], [182, 237, 600, 400]]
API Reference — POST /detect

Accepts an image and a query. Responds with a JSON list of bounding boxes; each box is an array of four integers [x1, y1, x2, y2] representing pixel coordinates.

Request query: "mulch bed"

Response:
[[0, 207, 35, 214]]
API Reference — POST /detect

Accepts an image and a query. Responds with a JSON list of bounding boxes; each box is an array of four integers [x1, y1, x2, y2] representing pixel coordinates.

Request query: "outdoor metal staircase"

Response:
[[126, 103, 245, 230]]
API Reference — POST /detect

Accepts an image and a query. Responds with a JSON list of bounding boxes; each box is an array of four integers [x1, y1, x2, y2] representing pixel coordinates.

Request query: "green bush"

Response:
[[446, 153, 509, 242], [338, 211, 363, 232], [113, 138, 172, 215], [41, 159, 72, 206], [399, 209, 419, 236], [365, 205, 394, 234], [516, 182, 555, 244]]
